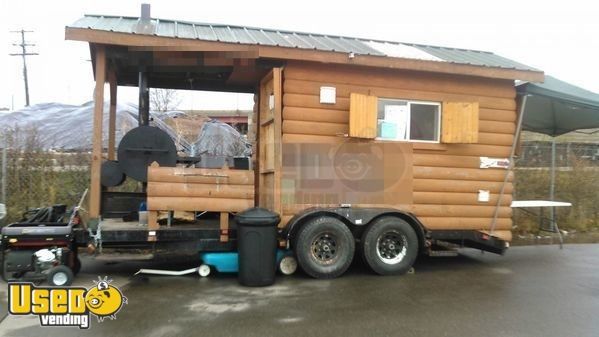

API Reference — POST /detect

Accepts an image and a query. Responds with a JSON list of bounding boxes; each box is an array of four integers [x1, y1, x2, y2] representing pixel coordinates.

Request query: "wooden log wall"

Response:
[[280, 61, 517, 241], [147, 166, 255, 213]]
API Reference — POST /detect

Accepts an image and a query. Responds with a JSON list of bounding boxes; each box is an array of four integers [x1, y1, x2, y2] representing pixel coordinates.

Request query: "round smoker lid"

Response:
[[117, 126, 177, 182]]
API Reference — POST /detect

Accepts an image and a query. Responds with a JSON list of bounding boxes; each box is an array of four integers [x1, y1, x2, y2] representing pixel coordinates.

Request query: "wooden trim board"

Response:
[[89, 46, 106, 218]]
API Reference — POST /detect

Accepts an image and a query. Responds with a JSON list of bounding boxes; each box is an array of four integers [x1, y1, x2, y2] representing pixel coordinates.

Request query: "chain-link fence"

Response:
[[518, 141, 599, 167], [0, 127, 91, 225], [0, 126, 147, 226], [514, 142, 599, 234]]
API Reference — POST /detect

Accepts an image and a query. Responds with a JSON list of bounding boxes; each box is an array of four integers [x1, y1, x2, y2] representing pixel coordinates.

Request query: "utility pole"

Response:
[[9, 29, 38, 107]]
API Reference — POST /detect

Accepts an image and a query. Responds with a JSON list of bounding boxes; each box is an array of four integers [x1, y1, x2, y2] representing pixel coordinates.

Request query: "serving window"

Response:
[[349, 92, 479, 144], [377, 99, 440, 142]]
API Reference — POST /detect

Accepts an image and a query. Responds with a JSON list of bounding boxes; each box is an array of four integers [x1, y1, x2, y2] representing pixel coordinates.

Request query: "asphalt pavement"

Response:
[[1, 244, 598, 337]]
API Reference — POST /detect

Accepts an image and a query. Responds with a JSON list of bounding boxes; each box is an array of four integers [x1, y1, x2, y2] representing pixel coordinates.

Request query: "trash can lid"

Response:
[[235, 207, 280, 226]]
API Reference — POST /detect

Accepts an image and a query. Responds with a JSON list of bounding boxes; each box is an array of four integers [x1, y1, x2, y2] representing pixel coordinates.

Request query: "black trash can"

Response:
[[236, 207, 280, 286]]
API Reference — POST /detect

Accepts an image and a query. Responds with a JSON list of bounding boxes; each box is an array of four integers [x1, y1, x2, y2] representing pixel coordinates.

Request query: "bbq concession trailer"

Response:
[[61, 8, 545, 278]]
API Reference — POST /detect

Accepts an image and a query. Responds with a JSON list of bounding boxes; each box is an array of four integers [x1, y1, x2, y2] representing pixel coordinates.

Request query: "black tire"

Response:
[[72, 256, 82, 275], [0, 249, 8, 282], [295, 216, 355, 279], [1, 264, 10, 282], [47, 265, 74, 286], [1, 249, 31, 282], [361, 217, 418, 276]]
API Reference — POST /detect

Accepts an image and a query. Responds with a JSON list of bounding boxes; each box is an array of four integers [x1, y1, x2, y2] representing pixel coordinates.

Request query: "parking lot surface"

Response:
[[1, 244, 598, 337]]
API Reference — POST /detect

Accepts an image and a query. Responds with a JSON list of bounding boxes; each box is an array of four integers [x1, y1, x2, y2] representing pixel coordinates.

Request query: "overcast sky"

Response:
[[1, 0, 598, 111]]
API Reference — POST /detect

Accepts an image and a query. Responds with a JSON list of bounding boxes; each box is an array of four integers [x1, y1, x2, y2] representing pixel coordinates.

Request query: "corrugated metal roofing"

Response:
[[68, 15, 539, 72]]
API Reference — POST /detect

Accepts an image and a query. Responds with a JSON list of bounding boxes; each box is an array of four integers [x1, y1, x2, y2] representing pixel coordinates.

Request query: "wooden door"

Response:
[[257, 68, 282, 215]]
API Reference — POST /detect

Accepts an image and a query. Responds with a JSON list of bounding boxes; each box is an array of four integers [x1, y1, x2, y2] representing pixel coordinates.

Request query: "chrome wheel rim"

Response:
[[376, 231, 407, 264], [52, 272, 68, 286], [311, 233, 338, 264]]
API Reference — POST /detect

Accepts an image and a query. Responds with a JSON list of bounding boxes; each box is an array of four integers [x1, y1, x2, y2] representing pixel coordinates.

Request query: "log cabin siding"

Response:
[[147, 167, 255, 213], [280, 61, 516, 238]]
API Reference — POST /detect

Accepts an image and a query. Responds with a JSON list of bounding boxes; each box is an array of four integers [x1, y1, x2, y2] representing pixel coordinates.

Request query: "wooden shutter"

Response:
[[441, 102, 479, 143], [349, 93, 378, 139]]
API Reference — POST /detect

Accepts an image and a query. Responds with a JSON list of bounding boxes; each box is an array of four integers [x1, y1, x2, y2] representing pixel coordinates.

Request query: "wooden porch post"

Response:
[[90, 46, 106, 218], [108, 69, 117, 160]]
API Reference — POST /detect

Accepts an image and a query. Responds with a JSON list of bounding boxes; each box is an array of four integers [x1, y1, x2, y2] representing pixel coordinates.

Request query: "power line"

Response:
[[9, 29, 38, 107]]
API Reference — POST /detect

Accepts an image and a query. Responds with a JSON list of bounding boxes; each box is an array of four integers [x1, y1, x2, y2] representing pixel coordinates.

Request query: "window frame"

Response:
[[376, 98, 442, 143]]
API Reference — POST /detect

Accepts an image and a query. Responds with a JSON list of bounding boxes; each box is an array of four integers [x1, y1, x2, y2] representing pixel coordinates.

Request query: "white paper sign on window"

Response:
[[384, 105, 409, 140]]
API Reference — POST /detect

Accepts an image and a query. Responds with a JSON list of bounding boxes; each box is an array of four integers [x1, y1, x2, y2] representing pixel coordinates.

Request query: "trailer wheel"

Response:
[[47, 265, 74, 286], [361, 217, 418, 276], [295, 216, 355, 279]]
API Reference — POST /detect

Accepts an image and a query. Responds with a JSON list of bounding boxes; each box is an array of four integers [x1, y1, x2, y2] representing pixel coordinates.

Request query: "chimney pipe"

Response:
[[135, 4, 154, 34], [141, 3, 151, 20], [138, 71, 149, 126]]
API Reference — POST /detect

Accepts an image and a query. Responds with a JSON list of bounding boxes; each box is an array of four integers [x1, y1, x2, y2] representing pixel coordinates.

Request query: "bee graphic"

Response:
[[85, 277, 128, 321]]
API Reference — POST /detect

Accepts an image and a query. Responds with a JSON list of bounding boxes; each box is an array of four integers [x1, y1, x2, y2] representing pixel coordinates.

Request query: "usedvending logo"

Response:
[[8, 277, 127, 329]]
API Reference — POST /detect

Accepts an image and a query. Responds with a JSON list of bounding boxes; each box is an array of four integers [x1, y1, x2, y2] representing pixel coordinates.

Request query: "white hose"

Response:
[[134, 267, 199, 276]]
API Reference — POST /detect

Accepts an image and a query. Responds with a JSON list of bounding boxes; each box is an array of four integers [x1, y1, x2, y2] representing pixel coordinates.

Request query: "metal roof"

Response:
[[68, 15, 539, 72]]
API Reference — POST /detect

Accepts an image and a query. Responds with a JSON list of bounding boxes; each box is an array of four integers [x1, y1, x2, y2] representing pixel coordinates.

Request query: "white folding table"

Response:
[[511, 200, 572, 248]]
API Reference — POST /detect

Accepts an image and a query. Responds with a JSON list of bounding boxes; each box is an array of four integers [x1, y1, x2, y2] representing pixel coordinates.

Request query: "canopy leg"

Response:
[[550, 138, 556, 234], [554, 221, 564, 249], [489, 95, 528, 234]]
